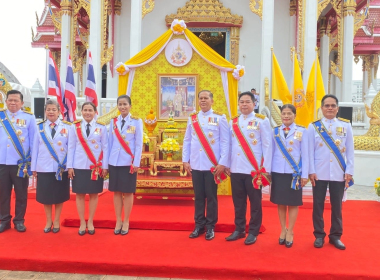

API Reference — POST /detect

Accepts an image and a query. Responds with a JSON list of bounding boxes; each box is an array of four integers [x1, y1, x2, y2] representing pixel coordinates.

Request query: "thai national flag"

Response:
[[84, 51, 98, 107], [63, 54, 77, 122], [48, 51, 64, 116]]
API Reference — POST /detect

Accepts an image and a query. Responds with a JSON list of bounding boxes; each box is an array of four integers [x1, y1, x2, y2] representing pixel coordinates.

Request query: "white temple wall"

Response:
[[119, 0, 132, 62]]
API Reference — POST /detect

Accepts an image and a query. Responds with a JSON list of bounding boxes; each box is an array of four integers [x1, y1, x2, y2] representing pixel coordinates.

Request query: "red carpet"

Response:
[[0, 193, 379, 279]]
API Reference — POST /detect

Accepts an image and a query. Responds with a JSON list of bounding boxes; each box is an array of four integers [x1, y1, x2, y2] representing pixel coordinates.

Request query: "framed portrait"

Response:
[[157, 74, 198, 121]]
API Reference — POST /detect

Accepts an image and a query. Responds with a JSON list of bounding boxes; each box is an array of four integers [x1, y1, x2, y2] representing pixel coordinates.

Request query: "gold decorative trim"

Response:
[[297, 0, 305, 71], [354, 1, 369, 36], [330, 0, 343, 81], [318, 0, 330, 18], [0, 73, 13, 108], [264, 77, 269, 101], [230, 27, 240, 65], [165, 0, 243, 26], [290, 0, 297, 16], [249, 0, 262, 20], [343, 0, 356, 17], [31, 27, 35, 42], [101, 0, 114, 68], [60, 0, 72, 16], [142, 0, 155, 19], [319, 16, 327, 36], [137, 178, 193, 189], [49, 5, 62, 34], [115, 0, 122, 15], [35, 11, 40, 27], [354, 55, 359, 64]]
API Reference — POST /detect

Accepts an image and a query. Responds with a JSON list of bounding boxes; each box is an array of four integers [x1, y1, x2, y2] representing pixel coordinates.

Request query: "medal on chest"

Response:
[[208, 117, 219, 126], [247, 120, 259, 130], [336, 127, 346, 137], [94, 128, 101, 135], [16, 119, 26, 128], [127, 125, 136, 134]]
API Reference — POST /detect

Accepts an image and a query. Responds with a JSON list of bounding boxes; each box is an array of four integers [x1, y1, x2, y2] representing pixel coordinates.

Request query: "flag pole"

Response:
[[314, 47, 318, 120], [291, 47, 295, 105], [45, 44, 49, 105], [269, 47, 273, 123]]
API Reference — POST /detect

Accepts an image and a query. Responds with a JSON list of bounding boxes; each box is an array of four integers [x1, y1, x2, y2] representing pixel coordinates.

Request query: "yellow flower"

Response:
[[376, 177, 380, 181], [116, 64, 126, 74], [239, 69, 245, 77], [173, 24, 185, 33]]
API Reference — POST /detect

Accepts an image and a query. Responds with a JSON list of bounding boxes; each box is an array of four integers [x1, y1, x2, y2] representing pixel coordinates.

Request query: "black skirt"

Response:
[[270, 172, 303, 206], [72, 169, 104, 194], [36, 172, 70, 205], [108, 165, 137, 193]]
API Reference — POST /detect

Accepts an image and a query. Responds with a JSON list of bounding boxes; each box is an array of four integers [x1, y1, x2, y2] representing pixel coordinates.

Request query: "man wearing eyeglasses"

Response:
[[308, 94, 354, 250]]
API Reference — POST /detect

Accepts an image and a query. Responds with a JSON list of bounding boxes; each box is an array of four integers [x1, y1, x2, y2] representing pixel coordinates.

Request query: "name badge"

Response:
[[60, 128, 68, 137], [127, 125, 136, 134], [247, 120, 259, 130], [16, 119, 26, 127], [336, 127, 346, 137], [294, 131, 303, 141], [94, 128, 101, 135], [208, 117, 219, 126]]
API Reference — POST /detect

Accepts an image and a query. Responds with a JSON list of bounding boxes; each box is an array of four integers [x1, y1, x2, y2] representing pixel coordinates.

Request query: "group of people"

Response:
[[0, 91, 142, 236], [0, 89, 354, 251], [183, 90, 353, 250]]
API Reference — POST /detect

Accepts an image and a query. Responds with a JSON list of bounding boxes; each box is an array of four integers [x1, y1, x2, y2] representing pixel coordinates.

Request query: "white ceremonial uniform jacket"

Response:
[[308, 117, 354, 182], [182, 109, 229, 171], [31, 119, 72, 172], [271, 123, 309, 179], [229, 112, 272, 175], [67, 119, 109, 170], [0, 109, 37, 165], [108, 114, 143, 167]]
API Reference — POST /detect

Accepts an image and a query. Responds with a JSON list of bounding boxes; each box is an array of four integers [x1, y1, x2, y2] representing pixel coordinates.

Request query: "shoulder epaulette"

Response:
[[23, 110, 33, 115], [130, 115, 139, 120], [37, 120, 46, 125], [62, 120, 72, 125], [231, 114, 240, 120], [255, 113, 265, 120], [190, 111, 198, 116], [296, 124, 305, 128], [73, 120, 81, 124], [338, 117, 350, 123], [96, 120, 106, 125], [213, 111, 223, 116], [0, 108, 5, 112], [312, 118, 321, 123]]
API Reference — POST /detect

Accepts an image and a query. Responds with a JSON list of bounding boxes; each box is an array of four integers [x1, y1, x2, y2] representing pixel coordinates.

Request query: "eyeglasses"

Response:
[[323, 104, 337, 108]]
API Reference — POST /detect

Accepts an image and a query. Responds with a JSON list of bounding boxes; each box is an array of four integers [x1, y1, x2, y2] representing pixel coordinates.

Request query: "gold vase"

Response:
[[144, 108, 157, 137], [166, 153, 173, 161]]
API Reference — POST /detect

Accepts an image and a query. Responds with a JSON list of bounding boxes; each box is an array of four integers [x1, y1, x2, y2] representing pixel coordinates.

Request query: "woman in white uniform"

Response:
[[67, 102, 108, 236]]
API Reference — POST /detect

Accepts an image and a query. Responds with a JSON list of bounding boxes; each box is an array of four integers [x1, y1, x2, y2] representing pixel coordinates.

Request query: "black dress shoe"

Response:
[[52, 227, 60, 233], [329, 239, 346, 250], [314, 238, 324, 248], [244, 233, 257, 245], [0, 223, 11, 233], [44, 225, 52, 233], [88, 228, 95, 235], [15, 223, 26, 232], [225, 231, 246, 241], [189, 227, 205, 238], [78, 229, 86, 236], [285, 240, 293, 248], [205, 229, 215, 240]]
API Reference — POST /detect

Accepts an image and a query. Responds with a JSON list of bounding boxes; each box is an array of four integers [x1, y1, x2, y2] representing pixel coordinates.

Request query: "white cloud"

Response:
[[0, 0, 46, 88]]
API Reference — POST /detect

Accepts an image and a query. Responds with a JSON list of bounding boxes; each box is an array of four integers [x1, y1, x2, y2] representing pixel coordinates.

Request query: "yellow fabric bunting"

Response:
[[293, 55, 310, 127], [306, 57, 326, 122], [271, 52, 291, 104]]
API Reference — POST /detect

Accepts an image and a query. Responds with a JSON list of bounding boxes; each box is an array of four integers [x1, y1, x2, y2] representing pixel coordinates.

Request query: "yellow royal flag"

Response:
[[293, 55, 310, 126], [272, 52, 292, 104], [306, 57, 326, 122]]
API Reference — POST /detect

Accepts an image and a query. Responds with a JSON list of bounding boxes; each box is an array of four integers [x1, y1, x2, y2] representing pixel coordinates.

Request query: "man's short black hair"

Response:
[[198, 90, 213, 99], [321, 94, 339, 106], [251, 88, 256, 92], [239, 91, 256, 103], [6, 90, 23, 102]]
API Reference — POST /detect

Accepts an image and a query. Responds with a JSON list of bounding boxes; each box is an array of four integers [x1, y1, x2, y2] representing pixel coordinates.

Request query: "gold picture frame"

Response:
[[157, 74, 198, 121]]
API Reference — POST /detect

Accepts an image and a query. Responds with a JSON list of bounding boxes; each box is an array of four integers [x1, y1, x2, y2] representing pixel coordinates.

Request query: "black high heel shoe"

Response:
[[52, 227, 60, 233], [279, 229, 287, 245], [285, 232, 294, 248], [44, 224, 53, 233], [121, 224, 129, 235]]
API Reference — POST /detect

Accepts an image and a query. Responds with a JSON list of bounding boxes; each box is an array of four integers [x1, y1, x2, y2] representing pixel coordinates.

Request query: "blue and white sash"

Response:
[[313, 120, 354, 189], [39, 122, 67, 180], [274, 126, 302, 190], [0, 111, 32, 178]]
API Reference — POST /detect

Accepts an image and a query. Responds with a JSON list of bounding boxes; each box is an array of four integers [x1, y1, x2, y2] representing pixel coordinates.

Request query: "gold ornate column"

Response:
[[142, 0, 155, 18], [230, 27, 240, 65], [297, 0, 305, 71]]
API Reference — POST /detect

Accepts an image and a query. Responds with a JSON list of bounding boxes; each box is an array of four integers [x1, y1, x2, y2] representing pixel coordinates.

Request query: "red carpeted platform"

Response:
[[0, 193, 379, 280]]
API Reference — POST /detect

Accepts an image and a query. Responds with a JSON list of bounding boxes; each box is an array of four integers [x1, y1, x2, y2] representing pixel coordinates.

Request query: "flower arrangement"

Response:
[[115, 62, 129, 76], [160, 138, 180, 161], [374, 177, 380, 196], [171, 19, 187, 35], [232, 65, 245, 81], [143, 132, 150, 145]]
